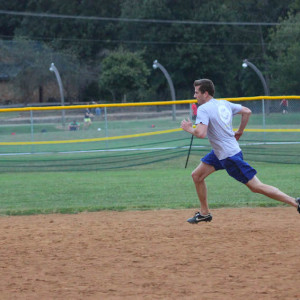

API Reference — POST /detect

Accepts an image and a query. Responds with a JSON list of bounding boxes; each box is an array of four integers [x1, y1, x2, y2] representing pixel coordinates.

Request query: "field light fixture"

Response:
[[242, 59, 269, 129], [152, 59, 176, 120], [242, 59, 269, 96], [49, 63, 65, 126]]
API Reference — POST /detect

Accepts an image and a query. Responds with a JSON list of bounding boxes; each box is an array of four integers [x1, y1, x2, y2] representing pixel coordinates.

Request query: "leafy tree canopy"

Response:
[[99, 48, 150, 102], [0, 0, 299, 102], [267, 13, 300, 94]]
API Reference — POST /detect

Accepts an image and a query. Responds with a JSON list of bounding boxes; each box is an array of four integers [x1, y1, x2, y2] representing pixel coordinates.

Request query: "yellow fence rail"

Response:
[[0, 96, 299, 147], [0, 95, 300, 113]]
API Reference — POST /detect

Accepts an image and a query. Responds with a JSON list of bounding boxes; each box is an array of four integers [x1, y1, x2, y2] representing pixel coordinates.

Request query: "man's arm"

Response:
[[235, 106, 252, 141], [181, 119, 208, 139]]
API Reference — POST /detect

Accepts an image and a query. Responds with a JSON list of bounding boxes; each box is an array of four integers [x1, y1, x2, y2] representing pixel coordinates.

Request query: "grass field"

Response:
[[0, 110, 299, 216], [0, 155, 299, 216]]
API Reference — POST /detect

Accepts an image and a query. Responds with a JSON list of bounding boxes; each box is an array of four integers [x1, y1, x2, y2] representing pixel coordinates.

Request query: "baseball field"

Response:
[[0, 156, 299, 299]]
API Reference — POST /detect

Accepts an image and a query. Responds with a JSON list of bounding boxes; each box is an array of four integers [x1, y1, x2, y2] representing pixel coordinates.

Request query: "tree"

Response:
[[0, 0, 295, 100], [0, 38, 84, 103], [13, 0, 122, 60], [118, 0, 293, 99], [99, 48, 150, 102], [267, 12, 300, 94], [0, 0, 27, 37]]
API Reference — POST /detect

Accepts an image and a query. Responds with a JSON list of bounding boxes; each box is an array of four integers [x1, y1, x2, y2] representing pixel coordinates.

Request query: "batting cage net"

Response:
[[0, 96, 299, 172]]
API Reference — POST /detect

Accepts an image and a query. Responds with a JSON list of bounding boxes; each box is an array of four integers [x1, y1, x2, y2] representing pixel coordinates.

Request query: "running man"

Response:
[[181, 79, 300, 224]]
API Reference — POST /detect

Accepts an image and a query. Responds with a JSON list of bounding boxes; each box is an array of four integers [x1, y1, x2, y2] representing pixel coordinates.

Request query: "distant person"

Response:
[[69, 120, 80, 131], [191, 103, 198, 121], [95, 106, 101, 118], [83, 108, 93, 129], [181, 78, 300, 224], [280, 99, 288, 114]]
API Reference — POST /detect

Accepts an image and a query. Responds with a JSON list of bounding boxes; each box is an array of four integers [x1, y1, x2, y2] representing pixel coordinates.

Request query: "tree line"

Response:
[[0, 0, 300, 104]]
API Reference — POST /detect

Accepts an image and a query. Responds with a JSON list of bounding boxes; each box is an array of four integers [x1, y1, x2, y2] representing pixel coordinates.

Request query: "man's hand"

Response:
[[234, 130, 243, 141], [181, 118, 193, 133]]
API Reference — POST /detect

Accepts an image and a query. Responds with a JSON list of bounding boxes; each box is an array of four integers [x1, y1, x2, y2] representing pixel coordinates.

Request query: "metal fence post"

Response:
[[30, 110, 34, 153], [104, 107, 108, 148]]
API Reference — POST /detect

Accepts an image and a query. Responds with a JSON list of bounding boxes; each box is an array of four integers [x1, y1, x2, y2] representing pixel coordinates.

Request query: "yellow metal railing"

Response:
[[0, 96, 300, 112]]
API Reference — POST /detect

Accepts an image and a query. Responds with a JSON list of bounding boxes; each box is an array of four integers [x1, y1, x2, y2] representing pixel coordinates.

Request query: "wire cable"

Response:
[[0, 10, 279, 26]]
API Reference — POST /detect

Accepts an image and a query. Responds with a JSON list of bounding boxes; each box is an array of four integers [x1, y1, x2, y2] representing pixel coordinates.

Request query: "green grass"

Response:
[[232, 111, 300, 128], [0, 156, 299, 216], [0, 110, 299, 215]]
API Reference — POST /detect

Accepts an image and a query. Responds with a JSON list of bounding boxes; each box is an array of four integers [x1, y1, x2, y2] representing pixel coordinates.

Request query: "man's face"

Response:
[[194, 86, 206, 105]]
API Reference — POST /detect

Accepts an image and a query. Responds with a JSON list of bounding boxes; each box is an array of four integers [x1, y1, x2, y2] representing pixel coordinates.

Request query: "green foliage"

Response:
[[14, 0, 122, 59], [0, 38, 53, 103], [0, 0, 299, 101], [81, 81, 101, 102], [267, 13, 300, 94], [118, 0, 292, 98], [289, 0, 300, 11], [99, 48, 150, 102], [0, 0, 27, 36], [0, 38, 85, 103]]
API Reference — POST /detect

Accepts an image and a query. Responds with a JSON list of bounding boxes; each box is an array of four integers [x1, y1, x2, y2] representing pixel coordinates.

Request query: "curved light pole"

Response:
[[242, 59, 269, 129], [49, 63, 65, 127], [153, 60, 176, 121]]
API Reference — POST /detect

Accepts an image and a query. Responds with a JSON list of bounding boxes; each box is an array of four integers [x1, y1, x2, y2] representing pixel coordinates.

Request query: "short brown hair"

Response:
[[194, 79, 215, 97]]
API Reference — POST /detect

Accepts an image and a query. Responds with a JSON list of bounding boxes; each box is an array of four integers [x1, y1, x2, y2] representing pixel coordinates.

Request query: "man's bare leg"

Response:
[[246, 176, 298, 207], [191, 162, 216, 215]]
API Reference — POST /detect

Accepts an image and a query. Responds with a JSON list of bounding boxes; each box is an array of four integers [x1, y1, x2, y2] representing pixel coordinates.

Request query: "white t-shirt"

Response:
[[195, 98, 242, 160]]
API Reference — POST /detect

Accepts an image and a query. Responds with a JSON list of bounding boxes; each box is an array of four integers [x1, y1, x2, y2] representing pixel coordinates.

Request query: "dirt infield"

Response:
[[0, 207, 299, 300]]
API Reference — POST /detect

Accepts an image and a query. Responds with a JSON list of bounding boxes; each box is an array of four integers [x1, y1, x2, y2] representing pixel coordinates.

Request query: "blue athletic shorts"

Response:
[[201, 150, 257, 184]]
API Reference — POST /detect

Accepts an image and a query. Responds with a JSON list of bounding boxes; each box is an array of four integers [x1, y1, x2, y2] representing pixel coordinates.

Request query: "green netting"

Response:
[[0, 134, 193, 172]]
